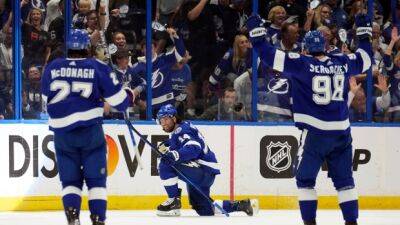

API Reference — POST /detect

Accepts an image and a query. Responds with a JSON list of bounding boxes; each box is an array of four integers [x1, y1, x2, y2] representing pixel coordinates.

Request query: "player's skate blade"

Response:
[[156, 209, 181, 217], [156, 197, 182, 217]]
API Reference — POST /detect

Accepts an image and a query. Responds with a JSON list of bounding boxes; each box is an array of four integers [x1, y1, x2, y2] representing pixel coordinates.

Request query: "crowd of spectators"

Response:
[[0, 0, 399, 123]]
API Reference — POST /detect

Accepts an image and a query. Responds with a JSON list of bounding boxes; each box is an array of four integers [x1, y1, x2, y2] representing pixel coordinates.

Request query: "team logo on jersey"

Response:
[[260, 135, 298, 179], [288, 52, 300, 59], [267, 78, 289, 94], [266, 141, 292, 173], [152, 69, 164, 88]]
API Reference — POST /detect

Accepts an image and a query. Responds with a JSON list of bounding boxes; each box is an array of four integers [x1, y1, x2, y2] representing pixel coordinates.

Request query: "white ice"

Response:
[[0, 210, 399, 225]]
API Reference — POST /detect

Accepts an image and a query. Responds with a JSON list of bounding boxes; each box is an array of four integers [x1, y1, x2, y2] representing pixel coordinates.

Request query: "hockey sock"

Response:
[[164, 183, 179, 198], [62, 186, 82, 214], [88, 187, 107, 222], [338, 189, 358, 222], [298, 188, 318, 222]]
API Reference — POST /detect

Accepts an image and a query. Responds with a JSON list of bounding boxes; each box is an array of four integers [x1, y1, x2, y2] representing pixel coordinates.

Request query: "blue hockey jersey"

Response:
[[266, 24, 280, 45], [166, 121, 220, 175], [257, 41, 301, 119], [170, 64, 192, 102], [130, 34, 186, 113], [41, 58, 131, 132], [252, 38, 372, 134]]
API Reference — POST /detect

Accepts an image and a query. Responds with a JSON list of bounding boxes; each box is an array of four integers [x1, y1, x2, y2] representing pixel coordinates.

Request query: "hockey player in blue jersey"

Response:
[[41, 29, 134, 225], [155, 104, 259, 217], [247, 13, 372, 225]]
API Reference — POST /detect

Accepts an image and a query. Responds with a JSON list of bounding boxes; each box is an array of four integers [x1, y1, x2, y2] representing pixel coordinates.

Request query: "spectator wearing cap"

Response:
[[112, 48, 144, 95], [104, 48, 144, 119]]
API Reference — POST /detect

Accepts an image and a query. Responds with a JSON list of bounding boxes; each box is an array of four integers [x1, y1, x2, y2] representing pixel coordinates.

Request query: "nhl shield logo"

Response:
[[260, 135, 298, 179], [266, 141, 291, 173]]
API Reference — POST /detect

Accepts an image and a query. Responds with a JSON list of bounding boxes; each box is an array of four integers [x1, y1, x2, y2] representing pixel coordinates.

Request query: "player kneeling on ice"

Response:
[[246, 12, 373, 225], [41, 29, 136, 225], [155, 104, 258, 217]]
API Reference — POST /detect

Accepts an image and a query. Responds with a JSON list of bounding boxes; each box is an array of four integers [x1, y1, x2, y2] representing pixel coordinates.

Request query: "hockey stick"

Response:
[[124, 112, 145, 170], [124, 119, 229, 217], [94, 2, 143, 168]]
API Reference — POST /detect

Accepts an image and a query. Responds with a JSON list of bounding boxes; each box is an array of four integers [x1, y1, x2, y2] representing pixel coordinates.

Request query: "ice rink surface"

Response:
[[0, 210, 399, 225]]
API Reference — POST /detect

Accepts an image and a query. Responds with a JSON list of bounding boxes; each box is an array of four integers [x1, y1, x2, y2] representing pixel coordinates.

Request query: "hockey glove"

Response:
[[161, 150, 180, 165], [158, 141, 170, 154], [124, 87, 136, 106], [246, 14, 266, 44], [355, 14, 372, 40]]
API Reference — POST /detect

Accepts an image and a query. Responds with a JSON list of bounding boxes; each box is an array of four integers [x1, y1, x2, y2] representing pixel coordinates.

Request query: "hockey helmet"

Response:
[[157, 104, 177, 120], [304, 30, 325, 53], [67, 29, 90, 50]]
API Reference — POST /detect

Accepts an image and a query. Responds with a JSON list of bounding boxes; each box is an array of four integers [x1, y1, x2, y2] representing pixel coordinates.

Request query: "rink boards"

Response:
[[0, 123, 399, 210]]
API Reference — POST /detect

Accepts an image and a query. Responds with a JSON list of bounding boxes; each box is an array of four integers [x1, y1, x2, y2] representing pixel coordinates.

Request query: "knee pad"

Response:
[[332, 177, 355, 190], [85, 177, 106, 189]]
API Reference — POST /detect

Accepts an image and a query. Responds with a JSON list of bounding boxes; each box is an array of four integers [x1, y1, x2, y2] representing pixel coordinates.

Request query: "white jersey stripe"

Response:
[[294, 113, 350, 131], [257, 104, 292, 116], [49, 107, 104, 128], [184, 140, 201, 148], [197, 159, 220, 170], [105, 89, 127, 107], [356, 48, 371, 73], [273, 50, 285, 72]]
